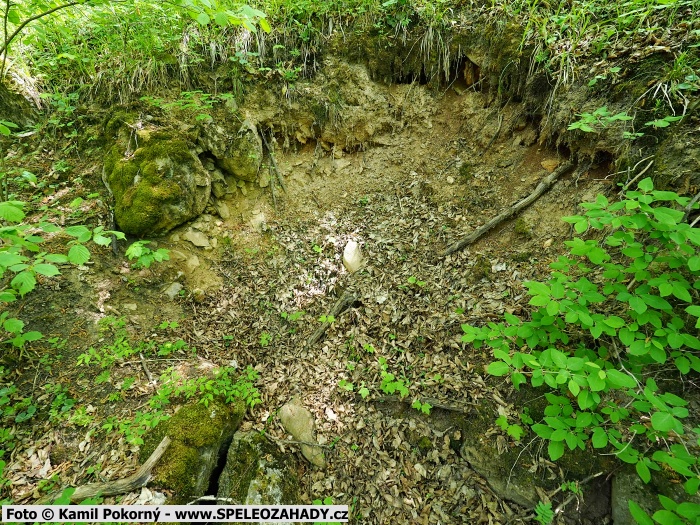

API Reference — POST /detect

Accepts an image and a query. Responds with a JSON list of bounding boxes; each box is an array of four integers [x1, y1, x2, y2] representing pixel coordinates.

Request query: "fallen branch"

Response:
[[441, 161, 574, 256], [305, 291, 357, 349], [38, 436, 171, 504]]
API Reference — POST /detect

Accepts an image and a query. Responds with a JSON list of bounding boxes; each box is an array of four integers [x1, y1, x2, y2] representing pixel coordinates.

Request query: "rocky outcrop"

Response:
[[102, 118, 211, 236], [140, 399, 246, 504], [0, 81, 38, 128], [217, 431, 299, 509], [197, 120, 263, 182]]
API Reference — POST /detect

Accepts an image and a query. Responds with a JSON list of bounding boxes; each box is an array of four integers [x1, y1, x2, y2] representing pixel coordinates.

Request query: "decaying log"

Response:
[[38, 436, 171, 504], [441, 161, 574, 256], [305, 291, 357, 349]]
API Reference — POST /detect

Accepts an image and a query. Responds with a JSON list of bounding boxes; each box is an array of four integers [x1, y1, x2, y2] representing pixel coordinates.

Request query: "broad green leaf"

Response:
[[629, 295, 647, 314], [641, 294, 671, 311], [39, 222, 61, 233], [592, 428, 608, 448], [0, 201, 25, 222], [619, 328, 636, 346], [259, 17, 271, 32], [651, 412, 678, 433], [603, 316, 625, 328], [526, 282, 551, 296], [529, 295, 550, 306], [550, 349, 567, 368], [3, 317, 24, 334], [651, 510, 682, 524], [675, 356, 691, 374], [668, 332, 684, 349], [68, 244, 90, 265], [575, 220, 588, 234], [652, 207, 683, 226], [195, 12, 210, 24], [33, 264, 60, 277], [628, 501, 654, 525], [23, 331, 42, 342], [45, 254, 69, 264], [532, 424, 553, 439], [636, 460, 651, 483], [0, 291, 16, 302], [92, 234, 112, 246], [64, 226, 91, 243], [578, 390, 594, 410], [684, 478, 700, 495], [676, 502, 700, 520], [487, 362, 510, 376], [638, 178, 654, 192], [689, 256, 700, 272], [568, 379, 580, 396], [672, 282, 692, 302], [606, 369, 637, 388], [11, 271, 36, 296], [0, 252, 26, 267], [548, 440, 565, 461], [686, 305, 700, 318]]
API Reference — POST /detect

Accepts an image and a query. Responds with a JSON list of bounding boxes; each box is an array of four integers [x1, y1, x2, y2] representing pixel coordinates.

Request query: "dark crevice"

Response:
[[203, 434, 234, 502]]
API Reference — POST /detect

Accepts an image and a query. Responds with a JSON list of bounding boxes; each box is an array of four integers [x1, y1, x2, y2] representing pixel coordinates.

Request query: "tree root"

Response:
[[441, 161, 575, 256]]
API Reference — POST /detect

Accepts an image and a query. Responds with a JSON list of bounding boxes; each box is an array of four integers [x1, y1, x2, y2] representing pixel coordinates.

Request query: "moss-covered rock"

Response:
[[102, 123, 210, 236], [197, 120, 262, 182], [141, 399, 246, 503], [217, 431, 299, 506], [0, 82, 38, 128]]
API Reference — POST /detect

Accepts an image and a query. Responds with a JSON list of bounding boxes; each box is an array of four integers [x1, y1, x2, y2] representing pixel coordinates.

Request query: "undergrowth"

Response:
[[463, 178, 700, 523], [3, 0, 697, 107]]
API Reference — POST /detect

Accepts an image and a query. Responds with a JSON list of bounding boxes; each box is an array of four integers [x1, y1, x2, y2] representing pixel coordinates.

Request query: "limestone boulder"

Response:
[[279, 398, 326, 469], [103, 125, 210, 236], [140, 399, 246, 503], [198, 120, 262, 182], [217, 431, 299, 508]]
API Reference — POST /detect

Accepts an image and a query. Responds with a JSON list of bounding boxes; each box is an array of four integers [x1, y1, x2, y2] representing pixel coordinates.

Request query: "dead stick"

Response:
[[305, 291, 356, 349], [38, 436, 171, 504], [260, 130, 286, 193], [441, 161, 574, 256], [139, 352, 153, 383]]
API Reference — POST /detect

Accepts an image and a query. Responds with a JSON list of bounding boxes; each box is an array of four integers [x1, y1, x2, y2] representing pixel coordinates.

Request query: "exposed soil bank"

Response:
[[2, 9, 699, 525]]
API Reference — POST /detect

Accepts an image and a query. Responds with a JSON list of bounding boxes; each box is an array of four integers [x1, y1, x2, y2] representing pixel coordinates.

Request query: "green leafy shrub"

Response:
[[461, 177, 700, 517], [0, 200, 125, 352], [125, 240, 170, 268]]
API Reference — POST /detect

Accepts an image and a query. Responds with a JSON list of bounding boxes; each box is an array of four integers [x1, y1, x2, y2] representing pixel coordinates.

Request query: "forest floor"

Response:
[[4, 80, 616, 523]]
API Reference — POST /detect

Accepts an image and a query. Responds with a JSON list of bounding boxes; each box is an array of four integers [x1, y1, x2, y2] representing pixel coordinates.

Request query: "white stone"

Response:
[[343, 240, 363, 273], [279, 398, 326, 469]]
